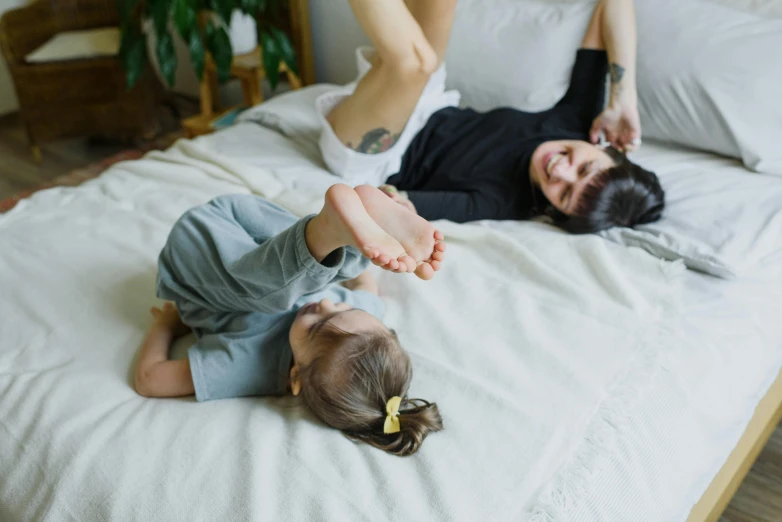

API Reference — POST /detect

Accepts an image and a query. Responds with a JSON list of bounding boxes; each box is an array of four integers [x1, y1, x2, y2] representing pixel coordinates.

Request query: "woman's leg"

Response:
[[327, 0, 456, 153], [404, 0, 457, 62]]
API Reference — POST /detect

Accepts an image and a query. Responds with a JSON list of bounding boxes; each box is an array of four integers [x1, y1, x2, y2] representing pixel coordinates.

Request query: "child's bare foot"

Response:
[[379, 185, 417, 214], [308, 184, 417, 273], [354, 185, 446, 280]]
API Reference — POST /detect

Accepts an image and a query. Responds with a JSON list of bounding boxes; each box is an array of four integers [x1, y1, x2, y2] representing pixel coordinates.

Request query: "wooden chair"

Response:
[[0, 0, 163, 162]]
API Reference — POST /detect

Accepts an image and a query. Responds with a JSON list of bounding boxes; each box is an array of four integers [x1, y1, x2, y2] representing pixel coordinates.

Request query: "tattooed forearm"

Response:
[[352, 128, 401, 154], [609, 62, 626, 99], [609, 63, 625, 85]]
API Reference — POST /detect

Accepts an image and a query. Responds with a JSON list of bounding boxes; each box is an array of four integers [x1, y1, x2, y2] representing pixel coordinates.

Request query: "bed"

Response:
[[2, 1, 782, 521]]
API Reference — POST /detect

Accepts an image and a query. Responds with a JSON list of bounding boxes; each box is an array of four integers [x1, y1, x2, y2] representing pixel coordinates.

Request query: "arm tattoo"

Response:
[[609, 62, 626, 99], [609, 63, 625, 85], [353, 127, 401, 154]]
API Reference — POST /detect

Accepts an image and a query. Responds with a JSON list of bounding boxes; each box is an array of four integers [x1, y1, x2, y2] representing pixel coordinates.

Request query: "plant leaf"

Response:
[[238, 0, 261, 16], [151, 0, 173, 36], [206, 20, 233, 83], [260, 30, 281, 90], [156, 30, 178, 87], [172, 0, 196, 41], [271, 26, 297, 76], [120, 25, 148, 89], [188, 30, 205, 80], [210, 0, 234, 25], [118, 0, 140, 27]]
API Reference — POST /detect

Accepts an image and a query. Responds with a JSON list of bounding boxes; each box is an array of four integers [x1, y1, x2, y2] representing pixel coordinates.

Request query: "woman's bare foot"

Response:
[[354, 185, 446, 280], [379, 185, 417, 214], [307, 184, 416, 273]]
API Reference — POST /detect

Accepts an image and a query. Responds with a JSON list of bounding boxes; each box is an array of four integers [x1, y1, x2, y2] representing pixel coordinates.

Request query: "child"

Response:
[[134, 184, 446, 456]]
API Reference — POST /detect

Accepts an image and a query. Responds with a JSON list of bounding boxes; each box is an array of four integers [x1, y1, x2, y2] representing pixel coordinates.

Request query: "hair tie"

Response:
[[383, 396, 402, 434]]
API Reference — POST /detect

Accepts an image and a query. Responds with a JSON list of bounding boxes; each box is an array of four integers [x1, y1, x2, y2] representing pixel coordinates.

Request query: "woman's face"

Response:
[[530, 140, 616, 215], [288, 298, 385, 367]]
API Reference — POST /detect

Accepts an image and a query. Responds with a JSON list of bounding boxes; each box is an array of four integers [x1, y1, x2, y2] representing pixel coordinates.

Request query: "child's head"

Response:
[[289, 298, 442, 456]]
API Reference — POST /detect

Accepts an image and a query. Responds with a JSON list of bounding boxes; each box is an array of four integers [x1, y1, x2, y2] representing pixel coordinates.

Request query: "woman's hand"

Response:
[[590, 100, 642, 153]]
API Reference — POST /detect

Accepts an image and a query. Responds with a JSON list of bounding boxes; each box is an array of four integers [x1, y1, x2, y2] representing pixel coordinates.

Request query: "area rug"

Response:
[[0, 133, 181, 214]]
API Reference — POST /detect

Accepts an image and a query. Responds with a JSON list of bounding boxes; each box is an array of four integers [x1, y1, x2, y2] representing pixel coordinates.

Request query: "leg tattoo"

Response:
[[353, 128, 402, 154]]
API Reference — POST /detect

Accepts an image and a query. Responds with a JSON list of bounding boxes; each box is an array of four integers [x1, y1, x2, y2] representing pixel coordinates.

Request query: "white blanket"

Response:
[[0, 137, 684, 521]]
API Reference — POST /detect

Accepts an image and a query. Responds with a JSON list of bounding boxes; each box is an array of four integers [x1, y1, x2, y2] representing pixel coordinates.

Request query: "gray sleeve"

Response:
[[158, 195, 371, 316], [188, 313, 295, 401], [342, 289, 385, 320]]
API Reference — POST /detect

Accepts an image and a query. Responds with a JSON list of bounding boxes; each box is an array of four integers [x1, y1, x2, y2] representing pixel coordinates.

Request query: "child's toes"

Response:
[[434, 230, 444, 242], [434, 241, 446, 252], [414, 262, 435, 281], [430, 260, 441, 272], [431, 250, 445, 262], [370, 252, 391, 268], [397, 254, 416, 273], [384, 258, 401, 271]]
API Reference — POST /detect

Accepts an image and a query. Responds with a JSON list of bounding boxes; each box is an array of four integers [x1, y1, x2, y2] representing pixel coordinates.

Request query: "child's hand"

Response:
[[150, 303, 190, 337], [342, 270, 379, 295]]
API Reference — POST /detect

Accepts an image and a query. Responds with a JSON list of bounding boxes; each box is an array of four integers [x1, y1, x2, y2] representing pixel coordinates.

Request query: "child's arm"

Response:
[[134, 303, 195, 398], [341, 270, 379, 295]]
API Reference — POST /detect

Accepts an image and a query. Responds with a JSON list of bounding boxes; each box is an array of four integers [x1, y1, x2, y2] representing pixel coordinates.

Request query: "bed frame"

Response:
[[284, 3, 781, 520], [289, 0, 316, 86], [687, 368, 782, 521]]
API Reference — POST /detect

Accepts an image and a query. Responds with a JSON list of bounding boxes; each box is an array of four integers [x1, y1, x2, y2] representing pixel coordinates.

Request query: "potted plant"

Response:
[[118, 0, 297, 90]]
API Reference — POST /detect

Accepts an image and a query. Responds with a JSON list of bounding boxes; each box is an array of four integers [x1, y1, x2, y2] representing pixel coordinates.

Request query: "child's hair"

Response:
[[299, 327, 443, 457]]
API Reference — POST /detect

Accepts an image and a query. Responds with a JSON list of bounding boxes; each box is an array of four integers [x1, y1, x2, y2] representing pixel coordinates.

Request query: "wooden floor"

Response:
[[720, 423, 782, 522], [0, 112, 129, 197], [0, 114, 781, 521]]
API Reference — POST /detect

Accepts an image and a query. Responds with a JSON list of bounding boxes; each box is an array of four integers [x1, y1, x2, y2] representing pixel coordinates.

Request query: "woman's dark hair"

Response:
[[299, 327, 443, 457], [544, 147, 665, 234]]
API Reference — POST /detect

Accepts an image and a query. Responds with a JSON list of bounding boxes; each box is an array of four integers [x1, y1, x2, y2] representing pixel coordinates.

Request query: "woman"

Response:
[[316, 0, 664, 233]]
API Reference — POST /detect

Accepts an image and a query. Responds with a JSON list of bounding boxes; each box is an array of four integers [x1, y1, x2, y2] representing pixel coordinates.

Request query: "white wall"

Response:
[[309, 0, 367, 84], [0, 0, 28, 115]]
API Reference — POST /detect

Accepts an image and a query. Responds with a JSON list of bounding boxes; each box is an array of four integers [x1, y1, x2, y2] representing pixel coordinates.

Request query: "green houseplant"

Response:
[[118, 0, 297, 90]]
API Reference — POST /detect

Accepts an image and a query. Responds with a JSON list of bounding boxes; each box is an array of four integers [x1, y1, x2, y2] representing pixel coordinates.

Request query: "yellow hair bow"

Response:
[[383, 396, 402, 434]]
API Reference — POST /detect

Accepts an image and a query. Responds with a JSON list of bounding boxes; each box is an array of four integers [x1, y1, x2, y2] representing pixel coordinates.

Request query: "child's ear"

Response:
[[289, 364, 302, 396]]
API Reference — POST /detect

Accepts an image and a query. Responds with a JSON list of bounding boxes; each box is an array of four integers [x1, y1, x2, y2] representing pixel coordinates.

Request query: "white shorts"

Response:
[[316, 46, 460, 187]]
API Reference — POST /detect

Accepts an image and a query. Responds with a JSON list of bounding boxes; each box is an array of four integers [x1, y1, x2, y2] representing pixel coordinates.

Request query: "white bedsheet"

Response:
[[0, 123, 779, 522], [198, 123, 782, 520]]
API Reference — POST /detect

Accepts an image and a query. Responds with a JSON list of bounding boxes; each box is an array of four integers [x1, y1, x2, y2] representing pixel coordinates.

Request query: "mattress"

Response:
[[213, 122, 782, 519], [0, 121, 780, 522]]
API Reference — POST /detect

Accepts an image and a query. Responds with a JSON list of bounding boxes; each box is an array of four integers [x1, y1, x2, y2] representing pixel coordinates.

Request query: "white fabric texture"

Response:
[[0, 130, 691, 521], [197, 123, 782, 520], [635, 0, 782, 175], [602, 142, 782, 279], [25, 27, 120, 63], [445, 0, 594, 113]]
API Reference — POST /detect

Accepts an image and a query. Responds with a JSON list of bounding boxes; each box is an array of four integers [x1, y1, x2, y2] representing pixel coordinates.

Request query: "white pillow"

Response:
[[26, 27, 120, 63], [635, 0, 782, 176], [445, 0, 594, 112], [237, 83, 341, 139], [601, 142, 782, 279]]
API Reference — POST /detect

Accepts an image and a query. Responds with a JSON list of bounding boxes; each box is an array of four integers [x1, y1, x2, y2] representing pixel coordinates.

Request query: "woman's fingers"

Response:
[[589, 120, 602, 144]]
